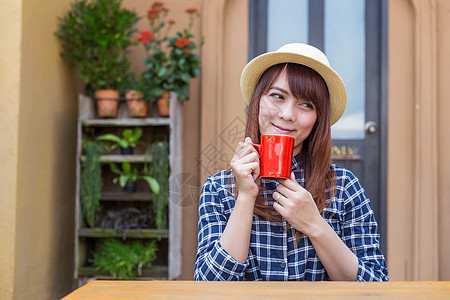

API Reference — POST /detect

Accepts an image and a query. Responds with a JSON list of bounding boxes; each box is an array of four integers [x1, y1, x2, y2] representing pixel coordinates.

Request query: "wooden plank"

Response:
[[77, 266, 168, 279], [100, 192, 152, 202], [78, 228, 169, 239], [169, 93, 183, 280], [63, 281, 450, 300], [80, 155, 151, 163], [81, 118, 170, 127]]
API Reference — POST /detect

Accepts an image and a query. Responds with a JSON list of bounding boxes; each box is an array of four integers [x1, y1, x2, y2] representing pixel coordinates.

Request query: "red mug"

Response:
[[251, 134, 294, 179]]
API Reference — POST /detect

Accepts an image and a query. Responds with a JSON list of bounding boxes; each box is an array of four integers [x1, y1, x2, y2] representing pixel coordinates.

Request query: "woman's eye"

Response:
[[299, 102, 314, 110], [269, 93, 284, 100]]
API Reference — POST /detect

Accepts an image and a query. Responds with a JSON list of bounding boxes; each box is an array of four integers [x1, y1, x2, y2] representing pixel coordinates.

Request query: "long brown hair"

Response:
[[245, 63, 336, 224]]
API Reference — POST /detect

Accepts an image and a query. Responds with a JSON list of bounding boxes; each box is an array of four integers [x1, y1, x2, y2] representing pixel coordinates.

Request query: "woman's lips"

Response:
[[272, 123, 294, 133]]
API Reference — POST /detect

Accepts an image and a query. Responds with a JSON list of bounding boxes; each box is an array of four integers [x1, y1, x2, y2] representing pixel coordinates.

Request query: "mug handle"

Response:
[[250, 143, 261, 153]]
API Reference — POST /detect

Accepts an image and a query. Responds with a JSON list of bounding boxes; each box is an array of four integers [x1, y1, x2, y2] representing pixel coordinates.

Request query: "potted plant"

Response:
[[165, 8, 202, 101], [133, 2, 202, 116], [109, 161, 160, 194], [96, 127, 143, 154], [133, 2, 173, 117], [99, 207, 152, 240], [55, 0, 140, 117], [124, 73, 148, 118]]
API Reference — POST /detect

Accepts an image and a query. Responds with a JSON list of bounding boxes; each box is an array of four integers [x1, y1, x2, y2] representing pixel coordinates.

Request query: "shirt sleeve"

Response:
[[194, 176, 249, 281], [339, 171, 389, 282]]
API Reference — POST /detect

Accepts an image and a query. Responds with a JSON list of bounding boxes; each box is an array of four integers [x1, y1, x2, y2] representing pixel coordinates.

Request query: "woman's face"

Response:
[[258, 70, 318, 155]]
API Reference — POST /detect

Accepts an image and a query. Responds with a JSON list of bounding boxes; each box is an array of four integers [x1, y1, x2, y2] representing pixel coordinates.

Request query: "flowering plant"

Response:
[[133, 2, 201, 101], [164, 8, 201, 100]]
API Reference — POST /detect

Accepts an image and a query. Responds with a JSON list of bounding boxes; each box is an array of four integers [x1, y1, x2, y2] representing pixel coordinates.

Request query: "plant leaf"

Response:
[[142, 176, 160, 195]]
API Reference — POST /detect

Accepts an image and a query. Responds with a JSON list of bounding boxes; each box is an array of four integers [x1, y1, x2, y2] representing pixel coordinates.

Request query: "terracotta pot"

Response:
[[95, 90, 120, 118], [126, 90, 148, 118], [157, 91, 170, 117]]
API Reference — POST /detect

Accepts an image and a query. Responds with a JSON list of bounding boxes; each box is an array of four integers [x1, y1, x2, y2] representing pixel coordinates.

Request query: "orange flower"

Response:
[[135, 30, 155, 45], [185, 49, 191, 54], [175, 38, 184, 48]]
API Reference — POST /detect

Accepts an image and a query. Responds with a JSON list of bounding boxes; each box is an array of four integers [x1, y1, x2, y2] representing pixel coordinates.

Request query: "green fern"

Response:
[[92, 239, 158, 279]]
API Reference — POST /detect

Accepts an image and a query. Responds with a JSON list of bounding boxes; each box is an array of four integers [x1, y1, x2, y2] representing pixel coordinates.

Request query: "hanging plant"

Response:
[[147, 141, 169, 229], [80, 141, 104, 227]]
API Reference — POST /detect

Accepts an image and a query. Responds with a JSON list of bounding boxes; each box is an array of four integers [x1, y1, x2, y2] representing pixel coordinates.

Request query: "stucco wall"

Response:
[[0, 0, 78, 298], [0, 0, 22, 298]]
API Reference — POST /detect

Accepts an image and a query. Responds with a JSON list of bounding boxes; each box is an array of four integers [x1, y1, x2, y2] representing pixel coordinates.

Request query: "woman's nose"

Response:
[[277, 102, 296, 122]]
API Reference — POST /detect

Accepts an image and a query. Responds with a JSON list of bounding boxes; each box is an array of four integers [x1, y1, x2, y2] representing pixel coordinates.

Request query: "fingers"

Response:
[[278, 172, 301, 191]]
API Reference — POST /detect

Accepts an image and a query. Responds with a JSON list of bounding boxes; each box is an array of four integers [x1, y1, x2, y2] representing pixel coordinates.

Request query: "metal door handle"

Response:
[[365, 121, 378, 135]]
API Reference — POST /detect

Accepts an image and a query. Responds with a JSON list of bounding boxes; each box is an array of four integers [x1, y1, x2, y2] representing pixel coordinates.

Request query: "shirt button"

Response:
[[279, 227, 284, 233], [280, 262, 286, 269]]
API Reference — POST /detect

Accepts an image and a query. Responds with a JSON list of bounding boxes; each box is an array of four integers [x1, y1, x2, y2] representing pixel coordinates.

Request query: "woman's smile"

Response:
[[271, 123, 296, 134]]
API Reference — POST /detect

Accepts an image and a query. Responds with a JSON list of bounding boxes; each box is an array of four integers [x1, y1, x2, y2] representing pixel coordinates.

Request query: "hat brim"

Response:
[[240, 52, 347, 125]]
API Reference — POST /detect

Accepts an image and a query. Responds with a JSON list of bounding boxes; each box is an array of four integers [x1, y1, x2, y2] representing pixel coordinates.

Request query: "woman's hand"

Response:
[[230, 137, 260, 199], [273, 172, 322, 235]]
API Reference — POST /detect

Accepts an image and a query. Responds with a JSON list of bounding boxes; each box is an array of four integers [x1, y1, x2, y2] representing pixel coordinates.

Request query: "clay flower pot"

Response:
[[126, 90, 148, 118], [95, 90, 120, 118], [157, 91, 170, 117]]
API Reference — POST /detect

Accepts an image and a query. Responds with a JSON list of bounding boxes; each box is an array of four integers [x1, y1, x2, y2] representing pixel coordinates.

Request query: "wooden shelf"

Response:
[[76, 94, 183, 281], [81, 118, 170, 127], [100, 192, 152, 202], [79, 228, 169, 239], [81, 155, 151, 163], [77, 265, 168, 279]]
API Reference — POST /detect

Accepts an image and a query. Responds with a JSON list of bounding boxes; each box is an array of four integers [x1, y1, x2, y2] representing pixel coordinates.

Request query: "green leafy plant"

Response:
[[55, 0, 140, 92], [92, 239, 158, 279], [80, 141, 105, 227], [147, 141, 169, 229], [110, 161, 160, 194], [96, 127, 143, 152]]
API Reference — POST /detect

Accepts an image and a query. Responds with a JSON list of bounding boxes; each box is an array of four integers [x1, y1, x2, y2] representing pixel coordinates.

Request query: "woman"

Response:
[[194, 43, 388, 281]]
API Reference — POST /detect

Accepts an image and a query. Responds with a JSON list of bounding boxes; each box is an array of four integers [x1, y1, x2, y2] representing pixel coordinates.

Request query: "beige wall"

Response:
[[388, 0, 450, 280], [0, 0, 78, 299], [0, 0, 22, 298]]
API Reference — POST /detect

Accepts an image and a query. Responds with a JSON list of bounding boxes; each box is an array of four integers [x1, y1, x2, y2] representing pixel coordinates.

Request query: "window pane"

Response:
[[267, 0, 309, 52], [325, 0, 366, 140]]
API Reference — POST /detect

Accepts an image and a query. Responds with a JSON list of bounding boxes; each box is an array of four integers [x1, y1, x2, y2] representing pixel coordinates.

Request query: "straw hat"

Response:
[[240, 43, 347, 125]]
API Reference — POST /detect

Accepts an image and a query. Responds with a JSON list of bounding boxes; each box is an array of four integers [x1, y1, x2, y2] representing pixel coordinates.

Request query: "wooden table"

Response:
[[63, 280, 450, 299]]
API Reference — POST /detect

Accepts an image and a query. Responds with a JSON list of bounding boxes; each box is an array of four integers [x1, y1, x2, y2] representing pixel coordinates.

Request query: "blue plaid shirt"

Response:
[[194, 155, 389, 281]]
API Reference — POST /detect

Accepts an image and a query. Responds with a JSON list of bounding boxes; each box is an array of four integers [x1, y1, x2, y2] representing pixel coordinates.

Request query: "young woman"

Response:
[[194, 43, 388, 281]]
